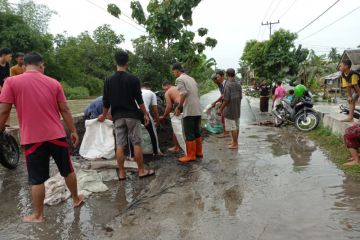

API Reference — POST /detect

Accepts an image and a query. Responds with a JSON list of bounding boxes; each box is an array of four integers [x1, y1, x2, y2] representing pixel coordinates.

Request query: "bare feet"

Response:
[[118, 169, 126, 180], [341, 118, 354, 123], [217, 134, 229, 138], [228, 144, 238, 150], [22, 214, 44, 223], [168, 146, 181, 153], [344, 160, 359, 166], [73, 194, 85, 208]]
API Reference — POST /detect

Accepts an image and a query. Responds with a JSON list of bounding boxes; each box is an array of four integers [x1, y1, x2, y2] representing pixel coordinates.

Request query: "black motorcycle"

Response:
[[272, 93, 320, 132], [0, 131, 20, 169], [339, 104, 360, 119]]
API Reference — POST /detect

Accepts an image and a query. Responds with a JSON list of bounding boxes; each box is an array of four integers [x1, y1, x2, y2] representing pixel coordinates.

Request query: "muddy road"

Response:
[[1, 91, 360, 240]]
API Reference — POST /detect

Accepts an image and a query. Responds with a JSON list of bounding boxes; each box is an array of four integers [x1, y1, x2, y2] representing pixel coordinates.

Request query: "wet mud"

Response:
[[1, 92, 360, 240]]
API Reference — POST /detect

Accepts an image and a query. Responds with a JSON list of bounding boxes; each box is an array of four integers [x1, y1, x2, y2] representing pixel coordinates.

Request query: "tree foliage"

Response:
[[241, 29, 309, 83], [108, 0, 218, 86]]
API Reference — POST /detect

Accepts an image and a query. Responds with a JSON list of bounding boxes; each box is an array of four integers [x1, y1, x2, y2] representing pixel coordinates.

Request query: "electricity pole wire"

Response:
[[297, 0, 341, 34]]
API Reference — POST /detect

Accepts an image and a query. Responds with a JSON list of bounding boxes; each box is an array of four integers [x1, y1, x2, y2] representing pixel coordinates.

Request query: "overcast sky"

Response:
[[10, 0, 360, 68]]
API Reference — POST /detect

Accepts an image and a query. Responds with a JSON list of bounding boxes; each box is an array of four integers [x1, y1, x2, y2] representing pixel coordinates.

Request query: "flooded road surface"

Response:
[[1, 91, 360, 239]]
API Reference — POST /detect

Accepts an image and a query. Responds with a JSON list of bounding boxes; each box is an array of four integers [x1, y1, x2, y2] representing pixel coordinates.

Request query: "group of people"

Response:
[[0, 49, 208, 223], [211, 69, 243, 149]]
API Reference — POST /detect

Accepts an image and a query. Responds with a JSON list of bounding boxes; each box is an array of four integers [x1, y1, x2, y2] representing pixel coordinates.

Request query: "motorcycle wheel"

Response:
[[294, 111, 320, 132], [0, 134, 20, 170]]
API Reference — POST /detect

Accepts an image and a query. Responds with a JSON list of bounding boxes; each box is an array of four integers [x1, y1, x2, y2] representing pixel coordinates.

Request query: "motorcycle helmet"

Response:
[[294, 84, 306, 97]]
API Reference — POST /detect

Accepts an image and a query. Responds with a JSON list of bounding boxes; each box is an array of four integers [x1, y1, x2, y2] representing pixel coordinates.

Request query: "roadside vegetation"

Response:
[[307, 126, 360, 174], [0, 0, 218, 99]]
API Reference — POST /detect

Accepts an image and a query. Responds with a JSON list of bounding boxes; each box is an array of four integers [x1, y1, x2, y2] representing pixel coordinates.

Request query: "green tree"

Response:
[[328, 48, 341, 63], [108, 0, 218, 83], [241, 29, 309, 83]]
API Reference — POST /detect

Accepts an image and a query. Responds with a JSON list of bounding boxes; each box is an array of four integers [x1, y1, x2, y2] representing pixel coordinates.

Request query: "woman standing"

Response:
[[259, 79, 270, 112]]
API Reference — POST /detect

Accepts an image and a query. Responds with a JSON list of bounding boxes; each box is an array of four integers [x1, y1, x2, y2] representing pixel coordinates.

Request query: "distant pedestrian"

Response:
[[0, 52, 84, 223], [173, 63, 203, 162], [218, 68, 242, 149], [0, 48, 12, 92], [272, 81, 286, 109], [10, 52, 25, 76], [259, 79, 270, 112], [98, 51, 155, 179]]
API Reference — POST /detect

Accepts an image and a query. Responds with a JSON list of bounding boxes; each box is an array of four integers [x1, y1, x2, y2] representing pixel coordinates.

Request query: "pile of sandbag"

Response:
[[44, 169, 110, 206], [79, 119, 156, 159]]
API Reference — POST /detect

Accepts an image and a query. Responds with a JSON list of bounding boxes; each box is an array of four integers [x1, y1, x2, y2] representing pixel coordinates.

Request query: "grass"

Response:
[[307, 125, 360, 174]]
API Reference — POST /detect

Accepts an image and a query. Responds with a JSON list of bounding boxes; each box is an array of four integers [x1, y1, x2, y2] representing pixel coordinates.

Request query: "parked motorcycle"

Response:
[[272, 93, 320, 131], [0, 131, 20, 169], [339, 104, 360, 119]]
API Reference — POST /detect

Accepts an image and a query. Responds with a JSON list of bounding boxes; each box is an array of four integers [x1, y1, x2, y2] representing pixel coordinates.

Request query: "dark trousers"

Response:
[[183, 116, 202, 141], [260, 96, 269, 112]]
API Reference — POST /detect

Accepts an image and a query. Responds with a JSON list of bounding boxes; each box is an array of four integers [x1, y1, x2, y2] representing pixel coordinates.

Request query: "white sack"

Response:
[[80, 119, 115, 160], [170, 114, 187, 154]]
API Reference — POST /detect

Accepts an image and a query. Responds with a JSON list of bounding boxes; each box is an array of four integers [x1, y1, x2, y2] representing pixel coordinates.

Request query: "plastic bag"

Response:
[[79, 119, 115, 160], [204, 104, 224, 134], [170, 114, 187, 154]]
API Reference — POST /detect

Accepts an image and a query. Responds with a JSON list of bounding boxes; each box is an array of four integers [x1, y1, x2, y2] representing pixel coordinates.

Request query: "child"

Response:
[[287, 89, 295, 102]]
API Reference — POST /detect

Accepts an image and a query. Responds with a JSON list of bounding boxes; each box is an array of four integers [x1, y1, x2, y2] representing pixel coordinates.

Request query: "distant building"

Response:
[[338, 49, 360, 70]]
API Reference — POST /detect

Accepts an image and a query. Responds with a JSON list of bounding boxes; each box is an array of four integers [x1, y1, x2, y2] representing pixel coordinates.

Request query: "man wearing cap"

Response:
[[173, 63, 202, 163]]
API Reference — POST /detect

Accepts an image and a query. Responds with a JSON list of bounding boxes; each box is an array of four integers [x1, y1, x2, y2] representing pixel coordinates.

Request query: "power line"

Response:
[[278, 0, 297, 20], [299, 5, 360, 41], [296, 0, 341, 34], [83, 0, 146, 33], [267, 0, 283, 21], [257, 0, 276, 39]]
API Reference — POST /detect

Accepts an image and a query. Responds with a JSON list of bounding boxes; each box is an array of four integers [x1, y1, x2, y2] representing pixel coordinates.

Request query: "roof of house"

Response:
[[339, 49, 360, 70], [321, 71, 341, 81]]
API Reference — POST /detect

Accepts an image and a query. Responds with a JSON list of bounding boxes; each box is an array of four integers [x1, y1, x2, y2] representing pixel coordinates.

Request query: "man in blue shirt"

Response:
[[84, 96, 104, 120]]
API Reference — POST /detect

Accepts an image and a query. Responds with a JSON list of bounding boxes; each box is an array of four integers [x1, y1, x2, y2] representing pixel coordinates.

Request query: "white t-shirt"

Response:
[[141, 89, 157, 111]]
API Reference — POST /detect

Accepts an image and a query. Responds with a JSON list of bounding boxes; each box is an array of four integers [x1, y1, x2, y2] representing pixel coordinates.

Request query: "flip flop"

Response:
[[139, 169, 155, 179], [117, 171, 127, 181]]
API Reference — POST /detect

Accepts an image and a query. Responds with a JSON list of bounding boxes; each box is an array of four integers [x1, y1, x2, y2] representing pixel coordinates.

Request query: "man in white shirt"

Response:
[[141, 83, 161, 155]]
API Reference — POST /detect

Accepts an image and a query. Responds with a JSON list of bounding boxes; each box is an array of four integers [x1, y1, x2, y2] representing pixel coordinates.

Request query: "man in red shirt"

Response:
[[0, 52, 84, 223]]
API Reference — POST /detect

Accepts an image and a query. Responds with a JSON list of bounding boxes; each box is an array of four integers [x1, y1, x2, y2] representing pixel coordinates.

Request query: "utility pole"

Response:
[[261, 20, 280, 39]]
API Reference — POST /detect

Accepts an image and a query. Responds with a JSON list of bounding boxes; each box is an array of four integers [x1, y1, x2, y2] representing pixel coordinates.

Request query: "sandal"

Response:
[[139, 169, 155, 179]]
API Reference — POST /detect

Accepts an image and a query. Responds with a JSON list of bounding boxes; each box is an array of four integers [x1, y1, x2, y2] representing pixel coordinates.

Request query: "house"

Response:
[[338, 49, 360, 70]]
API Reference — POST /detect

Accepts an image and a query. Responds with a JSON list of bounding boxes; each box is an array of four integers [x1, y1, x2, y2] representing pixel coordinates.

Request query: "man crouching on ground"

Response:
[[0, 52, 84, 223], [98, 51, 155, 180]]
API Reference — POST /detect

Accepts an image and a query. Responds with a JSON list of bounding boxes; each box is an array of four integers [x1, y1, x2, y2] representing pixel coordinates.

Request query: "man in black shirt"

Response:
[[98, 51, 155, 180], [259, 79, 270, 112], [0, 48, 12, 91]]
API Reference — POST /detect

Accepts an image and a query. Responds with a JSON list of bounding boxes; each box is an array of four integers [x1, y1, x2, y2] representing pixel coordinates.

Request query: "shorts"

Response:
[[352, 92, 359, 102], [115, 118, 142, 147], [24, 138, 74, 185], [225, 118, 240, 131]]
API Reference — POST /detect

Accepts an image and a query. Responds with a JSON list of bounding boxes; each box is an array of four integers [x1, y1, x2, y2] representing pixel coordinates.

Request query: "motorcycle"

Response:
[[272, 93, 320, 132], [339, 104, 360, 119], [0, 131, 20, 169]]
